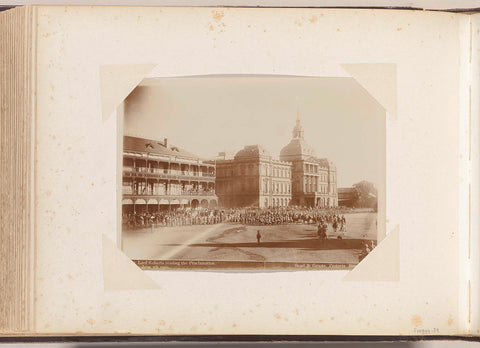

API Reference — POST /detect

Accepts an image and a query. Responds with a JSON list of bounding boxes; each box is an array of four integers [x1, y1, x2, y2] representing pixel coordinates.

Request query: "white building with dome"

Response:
[[279, 116, 338, 207], [214, 116, 338, 208]]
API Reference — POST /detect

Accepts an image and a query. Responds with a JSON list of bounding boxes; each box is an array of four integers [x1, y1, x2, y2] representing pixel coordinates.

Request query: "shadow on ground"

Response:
[[160, 238, 372, 251]]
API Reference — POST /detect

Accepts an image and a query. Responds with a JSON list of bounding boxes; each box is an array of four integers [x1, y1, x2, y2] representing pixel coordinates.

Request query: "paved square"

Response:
[[123, 212, 377, 269]]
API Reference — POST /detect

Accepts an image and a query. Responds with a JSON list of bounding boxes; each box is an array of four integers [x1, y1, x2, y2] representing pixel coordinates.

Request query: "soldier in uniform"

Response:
[[318, 222, 327, 241]]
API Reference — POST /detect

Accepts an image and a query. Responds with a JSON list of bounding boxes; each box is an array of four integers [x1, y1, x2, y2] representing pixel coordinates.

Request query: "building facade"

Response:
[[338, 187, 357, 207], [215, 117, 338, 208], [122, 136, 218, 214], [279, 116, 338, 207], [215, 145, 292, 208]]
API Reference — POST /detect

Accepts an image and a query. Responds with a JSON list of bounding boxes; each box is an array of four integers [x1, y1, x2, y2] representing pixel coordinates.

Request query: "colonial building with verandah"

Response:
[[122, 136, 218, 215]]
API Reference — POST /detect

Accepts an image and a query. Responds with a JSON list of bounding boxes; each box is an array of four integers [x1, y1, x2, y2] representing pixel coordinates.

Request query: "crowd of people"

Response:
[[317, 214, 347, 239], [359, 240, 377, 261], [222, 207, 348, 229], [123, 208, 224, 228], [122, 206, 351, 230]]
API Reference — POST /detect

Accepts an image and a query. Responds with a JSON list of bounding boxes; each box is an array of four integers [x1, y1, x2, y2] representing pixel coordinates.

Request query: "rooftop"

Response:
[[280, 137, 317, 161], [234, 144, 271, 160], [123, 135, 204, 161]]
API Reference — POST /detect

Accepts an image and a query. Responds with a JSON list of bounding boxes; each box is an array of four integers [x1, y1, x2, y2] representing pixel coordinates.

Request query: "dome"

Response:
[[279, 114, 317, 161], [279, 138, 316, 161], [234, 144, 271, 160]]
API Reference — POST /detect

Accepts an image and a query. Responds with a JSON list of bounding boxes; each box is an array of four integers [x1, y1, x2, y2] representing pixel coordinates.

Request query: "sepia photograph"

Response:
[[120, 76, 385, 270]]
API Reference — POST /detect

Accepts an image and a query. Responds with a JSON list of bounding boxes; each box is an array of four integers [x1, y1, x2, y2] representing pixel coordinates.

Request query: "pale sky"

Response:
[[124, 77, 385, 188]]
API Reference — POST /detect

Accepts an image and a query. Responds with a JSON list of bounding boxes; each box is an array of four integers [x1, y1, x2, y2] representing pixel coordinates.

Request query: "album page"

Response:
[[468, 13, 480, 337], [32, 6, 468, 335]]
